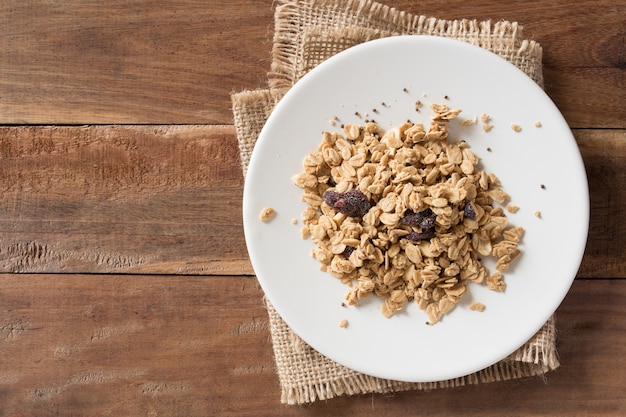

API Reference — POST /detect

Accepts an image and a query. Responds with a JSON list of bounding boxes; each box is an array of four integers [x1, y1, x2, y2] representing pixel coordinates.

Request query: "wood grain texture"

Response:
[[0, 0, 274, 125], [0, 0, 623, 126], [0, 0, 624, 414], [0, 275, 623, 416], [0, 126, 623, 277], [0, 125, 251, 275], [577, 129, 626, 278]]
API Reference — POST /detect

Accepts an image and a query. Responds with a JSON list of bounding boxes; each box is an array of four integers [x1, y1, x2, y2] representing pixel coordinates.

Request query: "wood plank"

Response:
[[0, 0, 623, 126], [0, 125, 252, 275], [0, 126, 624, 277], [0, 276, 623, 416], [577, 129, 626, 278], [543, 67, 625, 129], [0, 0, 274, 124], [400, 1, 625, 71]]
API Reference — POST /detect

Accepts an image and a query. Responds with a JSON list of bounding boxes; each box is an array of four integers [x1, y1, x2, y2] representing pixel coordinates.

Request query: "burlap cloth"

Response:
[[232, 0, 559, 405]]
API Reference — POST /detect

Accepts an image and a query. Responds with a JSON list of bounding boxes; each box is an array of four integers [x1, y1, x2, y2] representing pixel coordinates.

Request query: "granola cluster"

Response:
[[292, 104, 523, 324]]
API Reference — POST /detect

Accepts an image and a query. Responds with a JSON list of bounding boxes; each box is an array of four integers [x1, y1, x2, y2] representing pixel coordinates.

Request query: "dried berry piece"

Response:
[[406, 229, 436, 242], [464, 201, 477, 220], [402, 208, 437, 241], [401, 209, 420, 226], [402, 208, 436, 230], [323, 189, 372, 217], [323, 190, 341, 207], [420, 211, 436, 231], [342, 246, 356, 258]]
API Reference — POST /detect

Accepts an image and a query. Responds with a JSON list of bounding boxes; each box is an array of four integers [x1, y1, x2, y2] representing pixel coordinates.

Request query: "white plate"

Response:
[[243, 36, 588, 382]]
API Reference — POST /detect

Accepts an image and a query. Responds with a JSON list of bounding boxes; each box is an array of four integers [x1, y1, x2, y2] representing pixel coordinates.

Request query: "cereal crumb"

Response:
[[534, 210, 542, 218], [469, 302, 486, 312], [510, 123, 522, 132], [291, 218, 298, 225], [259, 207, 276, 222], [461, 116, 478, 126], [480, 113, 491, 123], [534, 121, 542, 127], [482, 124, 493, 132], [506, 205, 520, 213], [339, 319, 349, 328], [486, 272, 506, 292], [329, 119, 336, 126]]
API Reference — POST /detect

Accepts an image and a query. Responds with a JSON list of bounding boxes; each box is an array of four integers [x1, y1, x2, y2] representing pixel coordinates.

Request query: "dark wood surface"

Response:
[[0, 1, 624, 415]]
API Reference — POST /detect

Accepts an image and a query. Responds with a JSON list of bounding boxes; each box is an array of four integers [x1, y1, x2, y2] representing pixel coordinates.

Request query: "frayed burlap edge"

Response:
[[270, 0, 543, 89], [266, 298, 559, 404], [233, 0, 558, 405], [232, 88, 286, 176]]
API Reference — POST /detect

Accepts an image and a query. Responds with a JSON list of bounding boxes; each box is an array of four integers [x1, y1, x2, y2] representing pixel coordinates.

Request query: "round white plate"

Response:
[[243, 36, 588, 382]]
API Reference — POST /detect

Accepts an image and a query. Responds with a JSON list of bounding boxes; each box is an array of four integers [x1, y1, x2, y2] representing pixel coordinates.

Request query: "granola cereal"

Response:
[[469, 302, 486, 312], [506, 205, 520, 213], [293, 104, 523, 324], [259, 207, 276, 222]]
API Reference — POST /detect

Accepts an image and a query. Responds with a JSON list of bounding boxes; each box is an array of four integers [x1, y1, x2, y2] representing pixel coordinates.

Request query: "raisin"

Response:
[[323, 190, 341, 207], [342, 246, 356, 258], [464, 201, 477, 220], [406, 229, 435, 242], [323, 189, 372, 217], [420, 211, 436, 230], [402, 208, 435, 230], [401, 209, 420, 226], [402, 208, 437, 242]]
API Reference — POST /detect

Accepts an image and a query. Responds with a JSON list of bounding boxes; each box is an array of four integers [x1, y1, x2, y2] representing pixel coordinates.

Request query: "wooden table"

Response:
[[0, 1, 624, 415]]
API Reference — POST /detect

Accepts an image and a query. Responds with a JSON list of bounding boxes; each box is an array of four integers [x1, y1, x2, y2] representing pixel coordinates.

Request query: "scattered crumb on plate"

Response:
[[469, 302, 486, 312], [259, 207, 276, 222], [460, 116, 477, 126], [506, 205, 520, 213]]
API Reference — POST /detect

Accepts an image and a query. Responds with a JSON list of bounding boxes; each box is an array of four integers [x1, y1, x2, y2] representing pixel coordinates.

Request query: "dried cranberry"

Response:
[[322, 189, 372, 218]]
